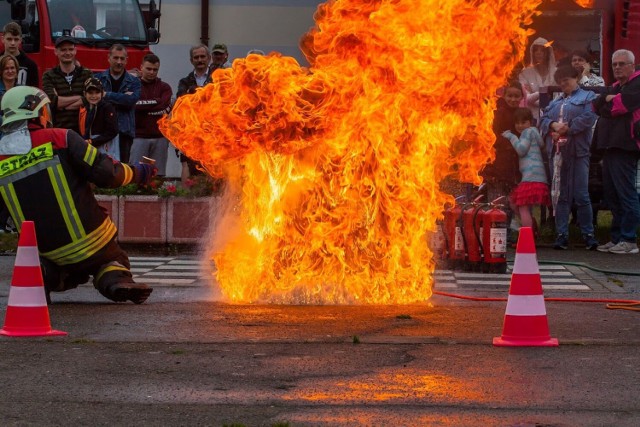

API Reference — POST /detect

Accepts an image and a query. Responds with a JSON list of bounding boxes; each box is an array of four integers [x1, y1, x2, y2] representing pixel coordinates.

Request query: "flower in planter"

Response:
[[157, 181, 189, 198], [94, 179, 162, 196], [183, 175, 224, 198], [94, 175, 222, 198]]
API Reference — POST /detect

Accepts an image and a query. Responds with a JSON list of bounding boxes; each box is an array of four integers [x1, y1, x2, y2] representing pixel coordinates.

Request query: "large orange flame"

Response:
[[159, 0, 543, 304], [574, 0, 594, 8]]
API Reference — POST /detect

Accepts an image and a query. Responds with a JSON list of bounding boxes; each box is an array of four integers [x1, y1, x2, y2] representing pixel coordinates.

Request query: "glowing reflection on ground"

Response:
[[285, 371, 484, 403]]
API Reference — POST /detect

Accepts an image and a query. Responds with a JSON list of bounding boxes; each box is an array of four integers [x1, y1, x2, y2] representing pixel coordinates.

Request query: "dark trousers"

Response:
[[602, 148, 640, 243], [41, 237, 133, 294], [119, 133, 134, 164], [0, 206, 9, 229]]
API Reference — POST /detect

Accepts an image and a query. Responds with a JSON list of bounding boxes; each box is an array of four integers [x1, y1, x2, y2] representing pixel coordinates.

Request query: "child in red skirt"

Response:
[[501, 108, 550, 233]]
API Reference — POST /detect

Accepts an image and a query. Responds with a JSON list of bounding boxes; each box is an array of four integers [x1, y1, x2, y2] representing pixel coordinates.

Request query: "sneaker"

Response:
[[597, 241, 616, 252], [608, 241, 639, 255], [584, 235, 599, 251], [553, 234, 569, 250]]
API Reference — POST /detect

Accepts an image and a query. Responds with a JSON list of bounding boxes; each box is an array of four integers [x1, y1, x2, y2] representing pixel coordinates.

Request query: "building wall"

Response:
[[153, 0, 323, 90], [151, 0, 324, 177]]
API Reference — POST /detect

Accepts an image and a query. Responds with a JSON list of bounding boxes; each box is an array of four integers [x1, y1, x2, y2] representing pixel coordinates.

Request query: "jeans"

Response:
[[130, 137, 170, 176], [602, 148, 640, 243], [554, 154, 594, 237]]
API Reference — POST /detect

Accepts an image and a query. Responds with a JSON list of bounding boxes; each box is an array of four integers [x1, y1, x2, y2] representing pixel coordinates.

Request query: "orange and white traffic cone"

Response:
[[493, 226, 558, 347], [0, 221, 67, 337]]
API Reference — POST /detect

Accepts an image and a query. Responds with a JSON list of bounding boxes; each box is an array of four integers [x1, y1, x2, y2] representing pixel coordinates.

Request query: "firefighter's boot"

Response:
[[95, 261, 153, 304], [102, 281, 153, 304]]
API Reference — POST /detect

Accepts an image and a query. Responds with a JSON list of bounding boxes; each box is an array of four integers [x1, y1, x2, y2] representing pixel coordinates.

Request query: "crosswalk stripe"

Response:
[[453, 271, 573, 279], [167, 260, 202, 265], [133, 278, 196, 285], [528, 265, 567, 270], [130, 262, 164, 267], [434, 283, 457, 289], [543, 284, 591, 290], [456, 280, 510, 286], [130, 257, 173, 262], [126, 257, 589, 290], [154, 265, 203, 270], [455, 278, 581, 286], [141, 271, 205, 277]]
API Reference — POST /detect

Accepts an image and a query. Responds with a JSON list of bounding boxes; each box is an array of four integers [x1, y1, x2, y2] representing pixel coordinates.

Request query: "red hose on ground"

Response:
[[433, 291, 640, 311]]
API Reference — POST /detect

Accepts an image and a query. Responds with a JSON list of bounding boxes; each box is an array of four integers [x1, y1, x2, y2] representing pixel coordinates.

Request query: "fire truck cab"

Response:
[[0, 0, 161, 84]]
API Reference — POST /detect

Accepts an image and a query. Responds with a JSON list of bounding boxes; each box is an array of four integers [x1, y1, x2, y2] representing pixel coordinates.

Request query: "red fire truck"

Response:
[[0, 0, 161, 84], [529, 0, 640, 84]]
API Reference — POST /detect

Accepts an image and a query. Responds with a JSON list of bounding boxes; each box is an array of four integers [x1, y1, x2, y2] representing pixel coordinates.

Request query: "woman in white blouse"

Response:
[[519, 37, 557, 122]]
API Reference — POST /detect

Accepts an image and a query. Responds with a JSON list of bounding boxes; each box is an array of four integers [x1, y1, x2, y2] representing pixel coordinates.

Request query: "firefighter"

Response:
[[0, 86, 156, 304]]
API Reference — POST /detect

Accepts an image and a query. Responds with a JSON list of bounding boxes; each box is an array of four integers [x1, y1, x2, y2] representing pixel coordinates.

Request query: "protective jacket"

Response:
[[592, 70, 640, 153], [0, 126, 136, 266]]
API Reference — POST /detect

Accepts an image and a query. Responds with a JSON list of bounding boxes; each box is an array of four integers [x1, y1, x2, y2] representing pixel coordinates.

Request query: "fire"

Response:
[[574, 0, 594, 8], [159, 0, 543, 304]]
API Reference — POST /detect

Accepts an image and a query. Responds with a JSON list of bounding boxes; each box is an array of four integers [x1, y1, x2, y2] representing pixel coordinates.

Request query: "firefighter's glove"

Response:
[[132, 162, 157, 185]]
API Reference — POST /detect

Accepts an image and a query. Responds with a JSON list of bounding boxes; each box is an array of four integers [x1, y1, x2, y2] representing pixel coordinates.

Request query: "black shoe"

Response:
[[103, 282, 153, 304], [553, 234, 569, 250]]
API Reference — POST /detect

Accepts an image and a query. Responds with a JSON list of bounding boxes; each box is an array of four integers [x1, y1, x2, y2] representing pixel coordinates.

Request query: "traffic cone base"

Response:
[[0, 307, 67, 337], [493, 312, 559, 346], [0, 221, 67, 338], [493, 226, 557, 347]]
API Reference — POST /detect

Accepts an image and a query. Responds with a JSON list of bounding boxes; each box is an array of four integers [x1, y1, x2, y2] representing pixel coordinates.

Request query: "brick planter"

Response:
[[118, 195, 167, 243], [95, 195, 119, 226], [95, 195, 216, 243], [167, 197, 216, 244]]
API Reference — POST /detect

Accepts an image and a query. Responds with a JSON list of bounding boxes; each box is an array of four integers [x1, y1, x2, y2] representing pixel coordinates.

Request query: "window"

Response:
[[46, 0, 146, 43]]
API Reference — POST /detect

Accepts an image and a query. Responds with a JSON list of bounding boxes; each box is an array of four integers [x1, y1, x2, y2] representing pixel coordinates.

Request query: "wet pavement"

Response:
[[0, 249, 638, 426]]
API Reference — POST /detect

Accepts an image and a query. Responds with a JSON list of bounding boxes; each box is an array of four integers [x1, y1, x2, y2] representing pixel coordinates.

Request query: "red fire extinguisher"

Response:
[[443, 196, 465, 270], [474, 203, 486, 266], [428, 218, 447, 268], [481, 196, 508, 274], [462, 195, 485, 271]]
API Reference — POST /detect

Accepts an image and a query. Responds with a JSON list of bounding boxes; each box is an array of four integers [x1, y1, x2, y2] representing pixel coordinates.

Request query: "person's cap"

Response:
[[84, 77, 103, 92], [54, 36, 77, 47], [211, 43, 228, 54]]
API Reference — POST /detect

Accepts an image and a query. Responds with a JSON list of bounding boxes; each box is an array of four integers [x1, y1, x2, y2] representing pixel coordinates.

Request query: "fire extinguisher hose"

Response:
[[433, 257, 640, 312], [432, 291, 640, 312]]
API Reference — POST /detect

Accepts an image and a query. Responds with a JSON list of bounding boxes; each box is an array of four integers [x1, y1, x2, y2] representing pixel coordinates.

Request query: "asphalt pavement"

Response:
[[0, 247, 638, 426]]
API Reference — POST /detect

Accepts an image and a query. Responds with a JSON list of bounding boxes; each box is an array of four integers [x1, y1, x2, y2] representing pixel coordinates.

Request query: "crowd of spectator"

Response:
[[0, 21, 241, 233], [0, 22, 241, 176], [489, 38, 640, 254], [1, 21, 638, 254]]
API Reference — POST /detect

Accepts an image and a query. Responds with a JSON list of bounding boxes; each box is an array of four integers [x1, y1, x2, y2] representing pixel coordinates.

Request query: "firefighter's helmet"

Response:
[[1, 86, 52, 129]]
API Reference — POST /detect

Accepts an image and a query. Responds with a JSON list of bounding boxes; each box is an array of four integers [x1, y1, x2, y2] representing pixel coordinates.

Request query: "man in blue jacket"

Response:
[[95, 44, 141, 163]]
